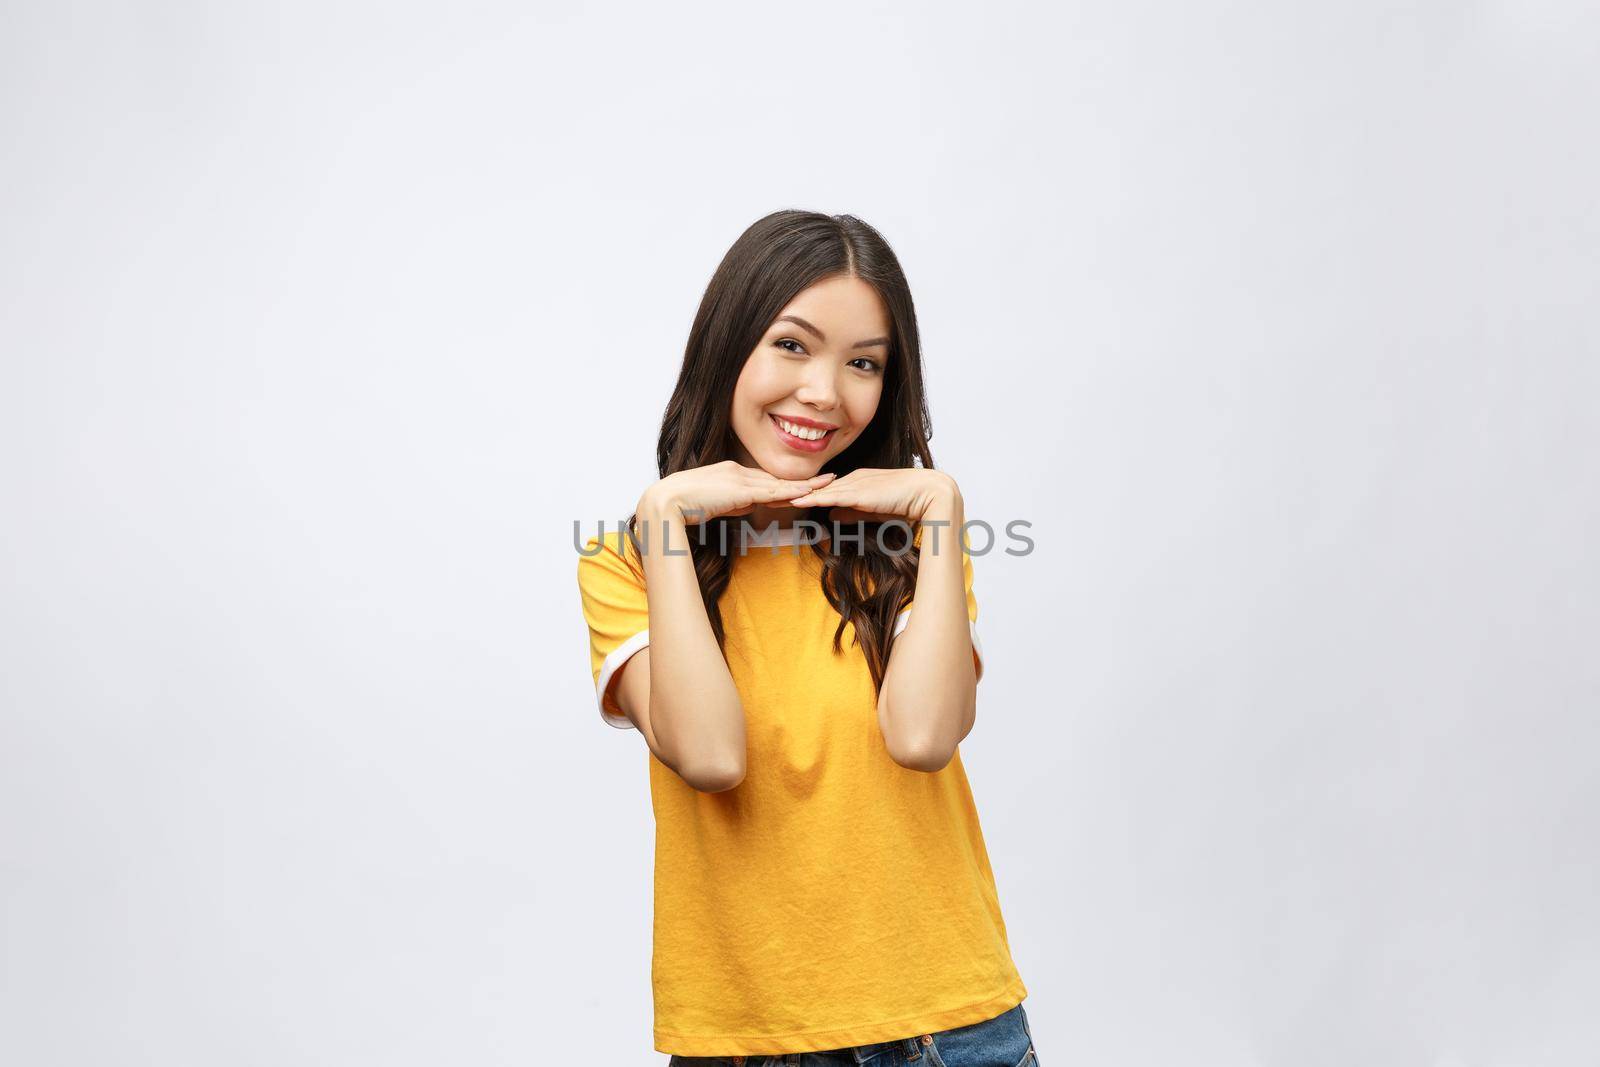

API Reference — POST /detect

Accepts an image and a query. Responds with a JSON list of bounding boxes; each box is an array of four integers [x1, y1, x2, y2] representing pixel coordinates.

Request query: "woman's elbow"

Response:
[[885, 730, 956, 773], [650, 694, 747, 792], [676, 755, 746, 793]]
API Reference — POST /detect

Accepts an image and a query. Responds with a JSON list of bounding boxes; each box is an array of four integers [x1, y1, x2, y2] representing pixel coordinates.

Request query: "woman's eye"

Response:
[[773, 338, 879, 372]]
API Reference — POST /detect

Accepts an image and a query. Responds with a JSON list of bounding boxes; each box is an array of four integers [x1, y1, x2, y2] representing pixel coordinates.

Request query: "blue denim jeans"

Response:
[[667, 1001, 1038, 1067]]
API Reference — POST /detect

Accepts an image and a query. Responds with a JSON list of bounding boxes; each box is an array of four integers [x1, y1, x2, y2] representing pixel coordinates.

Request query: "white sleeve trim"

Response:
[[892, 608, 984, 682], [595, 629, 649, 729]]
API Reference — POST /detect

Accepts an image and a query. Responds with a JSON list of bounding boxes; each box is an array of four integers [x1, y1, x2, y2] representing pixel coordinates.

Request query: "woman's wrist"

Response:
[[637, 485, 682, 525], [914, 471, 963, 525]]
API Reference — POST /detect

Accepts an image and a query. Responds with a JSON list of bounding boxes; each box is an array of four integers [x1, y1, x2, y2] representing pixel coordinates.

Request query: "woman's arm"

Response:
[[876, 481, 977, 772], [617, 489, 748, 792]]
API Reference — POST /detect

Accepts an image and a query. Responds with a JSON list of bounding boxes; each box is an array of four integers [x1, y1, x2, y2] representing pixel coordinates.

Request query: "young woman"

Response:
[[576, 210, 1038, 1066]]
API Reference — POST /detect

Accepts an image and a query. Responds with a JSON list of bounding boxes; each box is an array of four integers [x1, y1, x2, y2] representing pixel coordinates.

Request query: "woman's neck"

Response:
[[742, 502, 798, 532]]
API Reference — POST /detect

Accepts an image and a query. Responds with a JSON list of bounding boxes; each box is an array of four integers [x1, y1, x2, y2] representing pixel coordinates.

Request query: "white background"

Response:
[[3, 2, 1597, 1064]]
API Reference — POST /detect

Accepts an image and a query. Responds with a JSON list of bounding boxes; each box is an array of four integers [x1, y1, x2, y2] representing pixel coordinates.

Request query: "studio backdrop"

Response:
[[1, 2, 1596, 1065]]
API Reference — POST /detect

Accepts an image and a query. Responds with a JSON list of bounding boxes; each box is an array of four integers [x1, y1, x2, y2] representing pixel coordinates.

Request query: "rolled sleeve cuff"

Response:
[[594, 629, 650, 729]]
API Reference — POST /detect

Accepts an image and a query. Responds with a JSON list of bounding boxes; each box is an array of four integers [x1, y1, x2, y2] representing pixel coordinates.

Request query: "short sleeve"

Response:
[[891, 531, 984, 683], [575, 529, 650, 729]]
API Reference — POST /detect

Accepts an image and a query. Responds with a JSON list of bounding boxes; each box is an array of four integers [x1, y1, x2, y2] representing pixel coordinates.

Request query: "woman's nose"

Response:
[[793, 365, 839, 409]]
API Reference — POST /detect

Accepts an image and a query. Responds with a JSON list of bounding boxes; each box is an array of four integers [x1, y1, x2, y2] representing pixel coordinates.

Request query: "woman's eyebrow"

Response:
[[775, 315, 889, 349]]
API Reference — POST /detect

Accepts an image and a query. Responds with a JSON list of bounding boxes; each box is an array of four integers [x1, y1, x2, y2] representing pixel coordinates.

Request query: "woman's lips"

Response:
[[769, 413, 835, 453]]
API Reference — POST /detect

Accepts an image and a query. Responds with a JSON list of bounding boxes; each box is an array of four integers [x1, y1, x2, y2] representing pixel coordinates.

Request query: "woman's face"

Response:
[[729, 273, 892, 480]]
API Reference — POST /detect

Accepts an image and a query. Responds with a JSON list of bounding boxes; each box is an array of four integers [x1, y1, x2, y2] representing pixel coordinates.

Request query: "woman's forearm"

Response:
[[877, 491, 977, 770], [635, 491, 747, 790]]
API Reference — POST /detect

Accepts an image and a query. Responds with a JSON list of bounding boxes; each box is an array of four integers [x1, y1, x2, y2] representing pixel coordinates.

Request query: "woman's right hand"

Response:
[[639, 460, 836, 526]]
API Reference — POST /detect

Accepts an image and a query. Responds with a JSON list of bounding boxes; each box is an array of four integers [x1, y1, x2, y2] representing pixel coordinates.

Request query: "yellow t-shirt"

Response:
[[575, 521, 1027, 1056]]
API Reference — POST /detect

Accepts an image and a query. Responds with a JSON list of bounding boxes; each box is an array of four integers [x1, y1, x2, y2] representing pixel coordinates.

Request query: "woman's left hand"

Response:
[[788, 468, 961, 525]]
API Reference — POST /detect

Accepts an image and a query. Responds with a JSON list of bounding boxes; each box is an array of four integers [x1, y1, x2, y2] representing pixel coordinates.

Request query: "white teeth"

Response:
[[776, 417, 830, 441]]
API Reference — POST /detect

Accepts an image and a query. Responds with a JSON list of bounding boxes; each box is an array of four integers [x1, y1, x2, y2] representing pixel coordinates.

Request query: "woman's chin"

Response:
[[761, 458, 820, 480]]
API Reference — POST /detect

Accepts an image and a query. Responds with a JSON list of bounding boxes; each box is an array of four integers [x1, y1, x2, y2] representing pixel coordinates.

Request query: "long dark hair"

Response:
[[626, 209, 937, 694]]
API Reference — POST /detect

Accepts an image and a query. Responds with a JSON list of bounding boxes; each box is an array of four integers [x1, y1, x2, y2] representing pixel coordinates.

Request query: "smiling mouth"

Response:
[[769, 413, 838, 445]]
